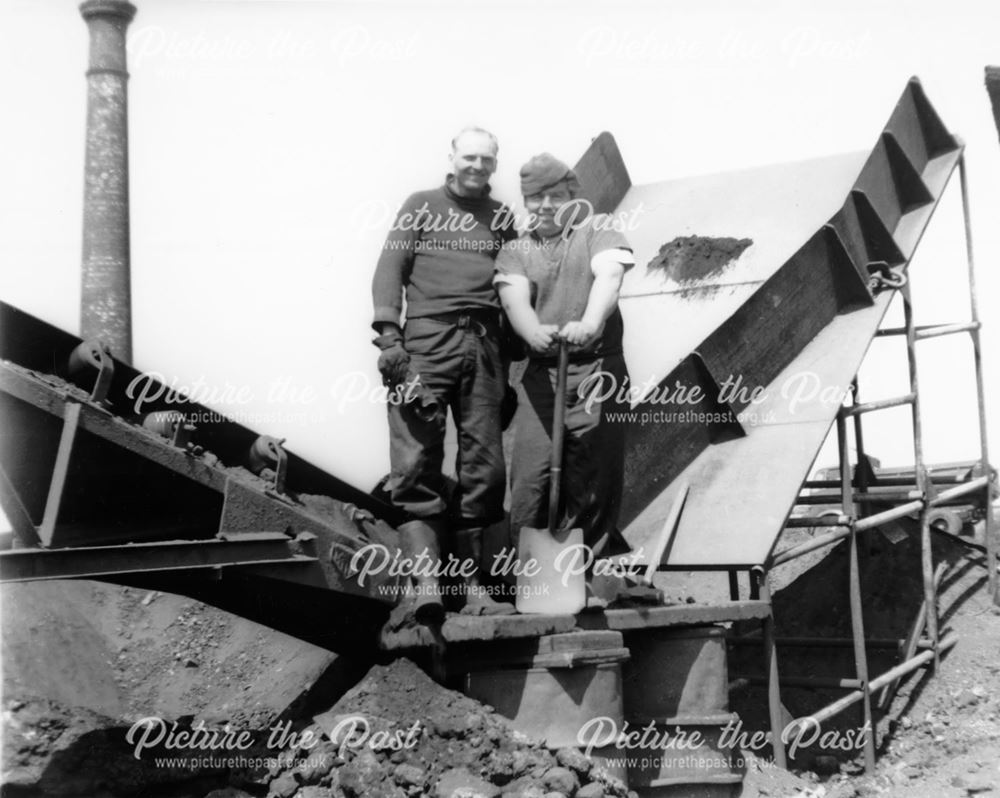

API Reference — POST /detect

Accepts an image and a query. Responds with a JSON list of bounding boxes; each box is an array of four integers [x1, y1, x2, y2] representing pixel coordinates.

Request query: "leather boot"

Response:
[[397, 519, 446, 626], [454, 527, 516, 616]]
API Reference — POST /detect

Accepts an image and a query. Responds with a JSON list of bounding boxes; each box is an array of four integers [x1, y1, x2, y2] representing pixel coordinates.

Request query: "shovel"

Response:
[[516, 340, 586, 614]]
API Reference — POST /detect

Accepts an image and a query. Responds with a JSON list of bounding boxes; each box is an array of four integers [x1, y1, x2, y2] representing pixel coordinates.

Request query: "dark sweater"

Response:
[[371, 180, 517, 327]]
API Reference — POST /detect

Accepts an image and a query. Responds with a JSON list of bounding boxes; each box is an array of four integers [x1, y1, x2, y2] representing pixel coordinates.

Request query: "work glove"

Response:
[[374, 331, 411, 387]]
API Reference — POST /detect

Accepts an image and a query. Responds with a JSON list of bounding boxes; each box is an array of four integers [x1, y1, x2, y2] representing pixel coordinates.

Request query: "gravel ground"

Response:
[[736, 523, 1000, 797]]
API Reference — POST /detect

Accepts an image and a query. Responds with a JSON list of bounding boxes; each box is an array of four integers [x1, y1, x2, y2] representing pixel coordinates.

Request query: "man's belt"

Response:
[[420, 309, 502, 332]]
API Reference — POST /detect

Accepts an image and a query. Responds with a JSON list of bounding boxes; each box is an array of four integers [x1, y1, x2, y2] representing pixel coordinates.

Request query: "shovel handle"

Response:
[[548, 340, 570, 534]]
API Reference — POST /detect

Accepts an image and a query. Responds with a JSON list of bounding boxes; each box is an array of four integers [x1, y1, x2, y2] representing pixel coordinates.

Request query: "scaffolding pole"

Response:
[[760, 153, 996, 775], [837, 411, 877, 772], [958, 154, 998, 605]]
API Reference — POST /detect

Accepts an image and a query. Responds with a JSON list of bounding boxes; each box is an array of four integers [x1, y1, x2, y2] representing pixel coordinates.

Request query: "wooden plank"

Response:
[[535, 630, 623, 653], [643, 484, 688, 584], [575, 600, 771, 630], [380, 612, 577, 650]]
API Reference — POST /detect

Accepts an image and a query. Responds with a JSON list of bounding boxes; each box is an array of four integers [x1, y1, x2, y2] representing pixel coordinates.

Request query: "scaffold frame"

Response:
[[745, 151, 996, 775]]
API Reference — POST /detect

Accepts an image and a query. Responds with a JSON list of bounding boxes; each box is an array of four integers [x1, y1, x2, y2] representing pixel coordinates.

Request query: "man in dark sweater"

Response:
[[371, 127, 517, 623]]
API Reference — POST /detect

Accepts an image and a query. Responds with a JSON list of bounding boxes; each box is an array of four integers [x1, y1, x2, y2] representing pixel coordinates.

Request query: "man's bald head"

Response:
[[451, 126, 499, 156], [449, 127, 499, 197]]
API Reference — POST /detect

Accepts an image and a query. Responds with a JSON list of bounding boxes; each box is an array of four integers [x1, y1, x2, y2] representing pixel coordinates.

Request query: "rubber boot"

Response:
[[398, 519, 446, 626], [454, 527, 516, 616]]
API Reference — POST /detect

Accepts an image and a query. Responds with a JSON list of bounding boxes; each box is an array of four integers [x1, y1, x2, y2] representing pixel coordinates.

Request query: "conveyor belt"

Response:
[[573, 79, 962, 569]]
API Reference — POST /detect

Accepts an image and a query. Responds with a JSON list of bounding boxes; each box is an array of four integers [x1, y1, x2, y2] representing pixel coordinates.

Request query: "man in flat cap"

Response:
[[494, 153, 635, 578], [371, 127, 518, 623]]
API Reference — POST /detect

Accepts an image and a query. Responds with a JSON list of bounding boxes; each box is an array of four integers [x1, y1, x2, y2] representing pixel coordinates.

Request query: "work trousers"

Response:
[[386, 314, 506, 528], [509, 353, 631, 559]]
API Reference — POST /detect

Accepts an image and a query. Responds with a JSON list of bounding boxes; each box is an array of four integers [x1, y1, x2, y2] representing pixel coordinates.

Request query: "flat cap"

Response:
[[520, 153, 580, 197]]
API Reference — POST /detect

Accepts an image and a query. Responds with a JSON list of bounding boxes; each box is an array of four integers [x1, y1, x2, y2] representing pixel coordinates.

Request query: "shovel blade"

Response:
[[516, 525, 586, 614]]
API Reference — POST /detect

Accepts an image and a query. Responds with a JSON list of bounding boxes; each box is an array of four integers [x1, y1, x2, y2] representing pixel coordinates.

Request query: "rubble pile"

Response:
[[2, 581, 634, 798], [252, 658, 632, 798], [1, 580, 349, 796]]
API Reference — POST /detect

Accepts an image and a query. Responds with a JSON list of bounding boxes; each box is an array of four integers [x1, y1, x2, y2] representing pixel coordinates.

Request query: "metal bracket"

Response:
[[68, 339, 115, 405], [141, 410, 199, 454], [921, 466, 937, 503], [171, 417, 195, 450], [248, 436, 288, 494]]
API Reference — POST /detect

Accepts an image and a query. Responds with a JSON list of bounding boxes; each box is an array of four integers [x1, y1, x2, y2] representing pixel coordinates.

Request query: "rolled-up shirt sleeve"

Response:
[[591, 247, 636, 277], [588, 217, 632, 265], [493, 240, 527, 289]]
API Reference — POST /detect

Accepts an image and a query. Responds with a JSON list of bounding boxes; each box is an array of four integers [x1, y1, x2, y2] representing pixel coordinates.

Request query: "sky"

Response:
[[1, 0, 999, 530]]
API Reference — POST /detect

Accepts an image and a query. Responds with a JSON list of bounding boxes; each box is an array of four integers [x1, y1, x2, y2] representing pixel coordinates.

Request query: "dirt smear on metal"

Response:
[[648, 235, 753, 284]]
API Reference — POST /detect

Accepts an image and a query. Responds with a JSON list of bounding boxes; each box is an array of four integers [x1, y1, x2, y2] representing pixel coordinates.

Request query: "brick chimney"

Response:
[[79, 0, 136, 363]]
